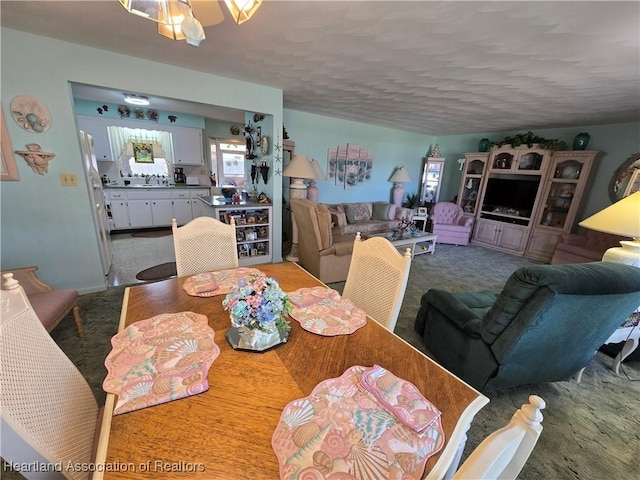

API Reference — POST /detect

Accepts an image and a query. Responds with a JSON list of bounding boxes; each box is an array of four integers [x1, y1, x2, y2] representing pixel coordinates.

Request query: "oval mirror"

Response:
[[609, 152, 640, 202]]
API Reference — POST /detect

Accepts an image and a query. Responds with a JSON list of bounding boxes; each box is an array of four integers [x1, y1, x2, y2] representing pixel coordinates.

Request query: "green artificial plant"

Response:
[[489, 131, 568, 151]]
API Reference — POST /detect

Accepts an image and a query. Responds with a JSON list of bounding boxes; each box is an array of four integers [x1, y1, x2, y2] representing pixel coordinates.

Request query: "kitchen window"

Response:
[[108, 126, 173, 178], [210, 138, 247, 188]]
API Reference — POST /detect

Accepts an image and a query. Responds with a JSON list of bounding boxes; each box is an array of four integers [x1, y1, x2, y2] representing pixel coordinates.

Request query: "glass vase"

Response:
[[573, 132, 590, 150], [226, 319, 290, 352]]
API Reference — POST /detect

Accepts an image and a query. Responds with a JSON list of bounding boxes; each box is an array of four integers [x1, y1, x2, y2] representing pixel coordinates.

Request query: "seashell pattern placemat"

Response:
[[103, 311, 219, 415], [182, 267, 266, 297], [287, 287, 367, 336], [272, 365, 444, 479]]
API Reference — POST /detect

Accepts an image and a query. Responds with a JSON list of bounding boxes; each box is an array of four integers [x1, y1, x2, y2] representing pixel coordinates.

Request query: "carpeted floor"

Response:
[[5, 244, 639, 480]]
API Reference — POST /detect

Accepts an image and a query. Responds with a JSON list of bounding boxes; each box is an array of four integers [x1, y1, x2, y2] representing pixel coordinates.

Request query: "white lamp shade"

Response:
[[283, 155, 317, 180], [389, 166, 412, 183], [578, 191, 640, 239], [310, 159, 326, 180]]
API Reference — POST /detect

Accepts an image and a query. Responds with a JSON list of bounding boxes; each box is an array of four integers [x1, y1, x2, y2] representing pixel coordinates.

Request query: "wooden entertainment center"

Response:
[[457, 145, 601, 262]]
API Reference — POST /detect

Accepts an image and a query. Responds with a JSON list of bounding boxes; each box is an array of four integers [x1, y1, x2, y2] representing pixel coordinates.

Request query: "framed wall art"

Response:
[[1, 107, 19, 181]]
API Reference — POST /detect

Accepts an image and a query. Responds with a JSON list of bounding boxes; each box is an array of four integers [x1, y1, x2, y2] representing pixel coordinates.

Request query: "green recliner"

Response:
[[414, 262, 640, 391]]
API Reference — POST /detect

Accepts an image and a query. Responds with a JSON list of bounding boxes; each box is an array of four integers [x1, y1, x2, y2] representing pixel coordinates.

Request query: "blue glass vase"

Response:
[[573, 132, 590, 150], [478, 138, 490, 152]]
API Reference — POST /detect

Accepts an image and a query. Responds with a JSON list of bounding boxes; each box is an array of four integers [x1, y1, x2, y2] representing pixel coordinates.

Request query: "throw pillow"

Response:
[[372, 202, 391, 221], [314, 205, 333, 250], [345, 203, 371, 223], [388, 204, 397, 220]]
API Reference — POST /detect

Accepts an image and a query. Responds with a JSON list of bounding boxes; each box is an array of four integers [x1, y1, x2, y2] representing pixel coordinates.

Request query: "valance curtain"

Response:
[[107, 126, 174, 166]]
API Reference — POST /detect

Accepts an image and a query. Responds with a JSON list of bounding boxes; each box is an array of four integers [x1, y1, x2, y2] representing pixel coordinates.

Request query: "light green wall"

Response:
[[283, 110, 436, 204], [2, 29, 637, 293], [285, 109, 639, 225], [434, 123, 640, 219], [1, 28, 283, 292]]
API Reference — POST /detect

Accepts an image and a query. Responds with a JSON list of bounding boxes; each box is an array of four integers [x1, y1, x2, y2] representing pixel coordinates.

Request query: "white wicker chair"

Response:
[[449, 395, 545, 480], [0, 275, 99, 480], [342, 232, 412, 332], [172, 216, 239, 277]]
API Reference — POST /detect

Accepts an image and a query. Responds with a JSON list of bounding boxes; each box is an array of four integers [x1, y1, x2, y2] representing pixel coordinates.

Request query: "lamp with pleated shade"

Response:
[[389, 166, 412, 208], [578, 191, 640, 266]]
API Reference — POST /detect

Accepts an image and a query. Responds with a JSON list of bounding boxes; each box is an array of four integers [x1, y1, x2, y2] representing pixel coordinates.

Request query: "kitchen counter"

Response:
[[198, 196, 272, 207], [104, 184, 207, 189]]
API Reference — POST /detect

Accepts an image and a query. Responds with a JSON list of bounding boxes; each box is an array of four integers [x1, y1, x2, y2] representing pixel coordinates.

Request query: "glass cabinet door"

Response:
[[458, 154, 488, 214], [420, 157, 445, 204], [538, 157, 588, 230]]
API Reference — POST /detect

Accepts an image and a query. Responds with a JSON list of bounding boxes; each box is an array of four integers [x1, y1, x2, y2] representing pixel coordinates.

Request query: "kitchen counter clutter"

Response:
[[197, 196, 273, 266], [104, 184, 206, 189], [106, 187, 210, 230]]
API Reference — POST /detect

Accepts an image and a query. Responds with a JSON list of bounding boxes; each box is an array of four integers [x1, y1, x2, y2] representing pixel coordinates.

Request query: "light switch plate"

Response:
[[60, 173, 77, 186]]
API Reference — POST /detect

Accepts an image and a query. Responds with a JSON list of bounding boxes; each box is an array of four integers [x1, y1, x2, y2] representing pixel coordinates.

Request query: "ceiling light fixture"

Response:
[[124, 94, 150, 106], [119, 0, 192, 25], [224, 0, 263, 25]]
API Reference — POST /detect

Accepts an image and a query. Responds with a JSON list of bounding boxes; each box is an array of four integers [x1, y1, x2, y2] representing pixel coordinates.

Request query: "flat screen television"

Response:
[[482, 177, 540, 217]]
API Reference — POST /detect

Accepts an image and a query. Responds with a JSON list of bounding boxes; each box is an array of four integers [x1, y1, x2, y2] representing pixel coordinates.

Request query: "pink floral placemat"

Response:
[[182, 267, 266, 297], [103, 311, 219, 415], [287, 287, 367, 336], [272, 365, 444, 480]]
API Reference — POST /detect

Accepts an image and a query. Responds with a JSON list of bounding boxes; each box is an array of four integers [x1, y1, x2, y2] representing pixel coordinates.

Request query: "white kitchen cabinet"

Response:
[[109, 200, 129, 229], [171, 126, 204, 165], [172, 190, 193, 225], [77, 115, 113, 161], [128, 200, 154, 228], [152, 199, 174, 226], [190, 189, 210, 218]]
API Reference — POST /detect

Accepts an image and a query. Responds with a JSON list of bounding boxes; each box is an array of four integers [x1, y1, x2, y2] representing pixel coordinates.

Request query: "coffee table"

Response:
[[366, 230, 437, 256]]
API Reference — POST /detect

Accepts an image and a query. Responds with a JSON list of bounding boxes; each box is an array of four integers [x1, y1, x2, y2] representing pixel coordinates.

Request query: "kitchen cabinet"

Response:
[[152, 199, 174, 226], [77, 115, 113, 161], [106, 187, 207, 230], [190, 189, 210, 218], [171, 126, 204, 165], [127, 200, 153, 228], [108, 195, 130, 230], [473, 218, 529, 255], [172, 190, 193, 225]]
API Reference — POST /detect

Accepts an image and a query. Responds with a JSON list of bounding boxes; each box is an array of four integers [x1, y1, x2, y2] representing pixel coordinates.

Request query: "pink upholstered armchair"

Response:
[[431, 202, 474, 245]]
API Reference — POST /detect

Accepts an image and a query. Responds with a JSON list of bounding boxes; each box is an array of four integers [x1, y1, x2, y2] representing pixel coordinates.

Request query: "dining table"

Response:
[[94, 261, 488, 480]]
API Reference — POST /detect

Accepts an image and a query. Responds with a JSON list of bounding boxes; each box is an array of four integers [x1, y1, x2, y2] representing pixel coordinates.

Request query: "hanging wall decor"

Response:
[[328, 143, 373, 189], [14, 143, 55, 175], [10, 95, 51, 133]]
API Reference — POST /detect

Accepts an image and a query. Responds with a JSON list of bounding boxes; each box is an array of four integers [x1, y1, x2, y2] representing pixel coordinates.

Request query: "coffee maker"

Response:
[[174, 167, 186, 184]]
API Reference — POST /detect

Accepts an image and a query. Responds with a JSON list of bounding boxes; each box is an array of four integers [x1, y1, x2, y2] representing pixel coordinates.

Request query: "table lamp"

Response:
[[389, 166, 412, 208], [578, 191, 640, 266], [307, 158, 326, 202], [283, 155, 317, 262]]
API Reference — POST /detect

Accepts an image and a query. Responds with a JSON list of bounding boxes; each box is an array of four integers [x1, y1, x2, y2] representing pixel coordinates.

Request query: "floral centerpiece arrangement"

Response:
[[222, 275, 292, 350]]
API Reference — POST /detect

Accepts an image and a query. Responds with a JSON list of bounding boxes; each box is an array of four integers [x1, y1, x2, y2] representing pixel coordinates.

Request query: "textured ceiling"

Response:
[[2, 1, 639, 135]]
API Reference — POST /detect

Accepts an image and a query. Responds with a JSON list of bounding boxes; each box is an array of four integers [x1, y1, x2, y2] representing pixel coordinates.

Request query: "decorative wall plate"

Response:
[[10, 95, 51, 133], [260, 135, 270, 156]]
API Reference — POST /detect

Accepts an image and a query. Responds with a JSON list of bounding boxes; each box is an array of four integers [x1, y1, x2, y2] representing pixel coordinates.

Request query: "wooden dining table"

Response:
[[94, 262, 488, 480]]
